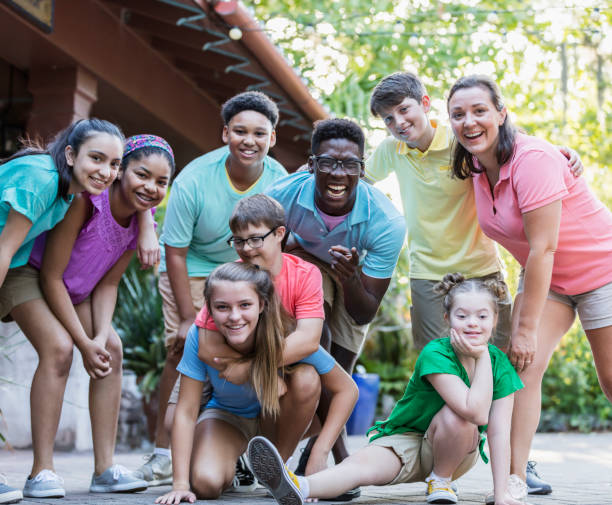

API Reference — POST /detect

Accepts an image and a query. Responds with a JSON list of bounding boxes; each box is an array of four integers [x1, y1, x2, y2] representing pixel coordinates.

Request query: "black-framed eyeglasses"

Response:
[[310, 155, 364, 175], [227, 227, 279, 249]]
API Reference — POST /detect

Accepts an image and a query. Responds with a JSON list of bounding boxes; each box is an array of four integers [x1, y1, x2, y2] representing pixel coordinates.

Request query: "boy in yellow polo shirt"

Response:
[[365, 71, 581, 497], [365, 72, 509, 351]]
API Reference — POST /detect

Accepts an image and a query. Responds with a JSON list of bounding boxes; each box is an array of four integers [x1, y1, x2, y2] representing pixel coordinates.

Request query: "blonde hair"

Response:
[[204, 262, 294, 418], [434, 272, 508, 317]]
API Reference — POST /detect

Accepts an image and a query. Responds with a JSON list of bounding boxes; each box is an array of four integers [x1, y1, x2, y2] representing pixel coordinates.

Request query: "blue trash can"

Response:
[[345, 373, 380, 435]]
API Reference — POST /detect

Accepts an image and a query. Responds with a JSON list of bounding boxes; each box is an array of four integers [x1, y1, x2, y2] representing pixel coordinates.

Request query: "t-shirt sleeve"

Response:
[[513, 148, 569, 214], [418, 342, 463, 380], [161, 179, 199, 248], [297, 346, 336, 375], [294, 262, 325, 320], [365, 140, 394, 182], [176, 324, 208, 382], [362, 215, 406, 279], [491, 347, 524, 400], [1, 187, 47, 224], [194, 305, 218, 330]]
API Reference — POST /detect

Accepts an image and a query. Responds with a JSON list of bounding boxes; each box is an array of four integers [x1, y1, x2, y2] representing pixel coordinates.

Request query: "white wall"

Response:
[[0, 321, 93, 450]]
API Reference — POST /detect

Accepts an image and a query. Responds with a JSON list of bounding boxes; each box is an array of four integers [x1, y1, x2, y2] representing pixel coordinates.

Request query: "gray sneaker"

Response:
[[134, 453, 172, 486], [23, 470, 65, 498], [0, 480, 23, 504], [90, 464, 148, 493]]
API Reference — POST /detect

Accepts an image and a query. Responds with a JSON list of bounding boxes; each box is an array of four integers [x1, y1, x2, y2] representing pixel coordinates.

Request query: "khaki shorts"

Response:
[[369, 431, 479, 484], [197, 408, 259, 442], [517, 270, 612, 330], [410, 272, 511, 350], [292, 250, 369, 354], [0, 264, 43, 320], [168, 374, 212, 407], [158, 272, 206, 346]]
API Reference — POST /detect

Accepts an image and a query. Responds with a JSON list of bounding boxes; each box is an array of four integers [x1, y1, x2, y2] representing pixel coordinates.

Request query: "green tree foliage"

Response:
[[253, 0, 611, 427]]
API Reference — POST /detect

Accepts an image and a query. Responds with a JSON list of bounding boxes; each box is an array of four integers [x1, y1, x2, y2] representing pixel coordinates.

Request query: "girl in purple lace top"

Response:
[[21, 135, 174, 495]]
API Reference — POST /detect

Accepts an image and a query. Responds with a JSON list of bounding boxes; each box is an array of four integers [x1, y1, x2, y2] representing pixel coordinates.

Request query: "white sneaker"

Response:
[[23, 470, 65, 498]]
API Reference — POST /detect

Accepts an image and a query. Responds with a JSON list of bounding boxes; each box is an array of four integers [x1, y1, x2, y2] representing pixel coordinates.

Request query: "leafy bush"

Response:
[[114, 260, 166, 400]]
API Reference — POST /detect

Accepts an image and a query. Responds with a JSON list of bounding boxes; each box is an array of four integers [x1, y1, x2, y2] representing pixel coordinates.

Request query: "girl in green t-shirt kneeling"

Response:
[[246, 273, 526, 505]]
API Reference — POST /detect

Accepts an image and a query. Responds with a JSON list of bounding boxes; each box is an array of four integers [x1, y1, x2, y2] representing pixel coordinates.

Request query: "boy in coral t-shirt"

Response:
[[194, 194, 326, 465]]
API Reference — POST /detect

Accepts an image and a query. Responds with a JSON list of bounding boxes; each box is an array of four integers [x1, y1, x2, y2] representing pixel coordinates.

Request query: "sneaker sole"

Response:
[[146, 477, 173, 487], [90, 483, 148, 493], [247, 437, 303, 505], [427, 492, 458, 504], [528, 487, 553, 495], [0, 490, 23, 503], [23, 488, 66, 498]]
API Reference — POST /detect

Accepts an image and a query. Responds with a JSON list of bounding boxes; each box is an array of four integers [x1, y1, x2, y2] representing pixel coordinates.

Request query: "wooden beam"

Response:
[[41, 0, 221, 150]]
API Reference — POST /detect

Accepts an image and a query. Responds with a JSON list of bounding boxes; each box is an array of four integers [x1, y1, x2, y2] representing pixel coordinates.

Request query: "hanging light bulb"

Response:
[[229, 26, 243, 40]]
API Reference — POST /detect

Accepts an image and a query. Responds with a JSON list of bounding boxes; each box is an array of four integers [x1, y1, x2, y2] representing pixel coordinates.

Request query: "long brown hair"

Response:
[[447, 75, 517, 179], [204, 262, 294, 418]]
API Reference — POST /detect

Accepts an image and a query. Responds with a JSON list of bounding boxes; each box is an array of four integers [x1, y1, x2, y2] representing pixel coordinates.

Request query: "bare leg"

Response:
[[307, 445, 401, 499], [189, 419, 247, 498], [509, 295, 575, 479], [11, 300, 75, 477], [585, 325, 612, 402], [426, 405, 479, 478], [75, 300, 123, 475], [154, 352, 181, 448]]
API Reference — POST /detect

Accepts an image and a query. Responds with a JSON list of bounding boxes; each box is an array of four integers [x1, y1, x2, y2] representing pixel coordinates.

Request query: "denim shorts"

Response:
[[517, 270, 612, 330]]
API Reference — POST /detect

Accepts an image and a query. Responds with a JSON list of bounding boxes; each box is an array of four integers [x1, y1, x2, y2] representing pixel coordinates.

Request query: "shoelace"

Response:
[[110, 464, 130, 481], [31, 469, 64, 484], [527, 460, 541, 477], [426, 478, 454, 494]]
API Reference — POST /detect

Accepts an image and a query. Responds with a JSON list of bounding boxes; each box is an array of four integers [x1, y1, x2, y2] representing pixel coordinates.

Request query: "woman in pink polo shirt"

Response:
[[447, 74, 612, 496]]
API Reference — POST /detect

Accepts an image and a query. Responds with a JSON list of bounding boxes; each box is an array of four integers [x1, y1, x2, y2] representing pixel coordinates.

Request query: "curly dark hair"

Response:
[[311, 118, 365, 156], [221, 91, 279, 127], [370, 72, 426, 117]]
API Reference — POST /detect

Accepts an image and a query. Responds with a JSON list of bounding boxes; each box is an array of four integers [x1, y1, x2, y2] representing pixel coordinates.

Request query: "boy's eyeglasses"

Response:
[[311, 155, 364, 175], [227, 227, 278, 249]]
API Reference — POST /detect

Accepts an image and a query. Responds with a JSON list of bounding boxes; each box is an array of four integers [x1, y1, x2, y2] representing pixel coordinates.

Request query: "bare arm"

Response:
[[328, 246, 390, 324], [487, 394, 522, 505], [136, 210, 160, 269], [0, 209, 32, 288], [511, 200, 561, 372], [305, 365, 358, 475], [199, 318, 323, 383], [155, 374, 202, 504], [90, 249, 134, 346], [165, 244, 197, 356], [40, 196, 111, 378]]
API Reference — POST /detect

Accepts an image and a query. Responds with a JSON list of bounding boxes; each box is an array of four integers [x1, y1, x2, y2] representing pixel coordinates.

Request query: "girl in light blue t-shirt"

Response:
[[156, 262, 357, 504]]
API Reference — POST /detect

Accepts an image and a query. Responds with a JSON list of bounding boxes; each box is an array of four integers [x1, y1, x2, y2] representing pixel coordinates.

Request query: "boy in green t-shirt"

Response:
[[247, 273, 525, 505]]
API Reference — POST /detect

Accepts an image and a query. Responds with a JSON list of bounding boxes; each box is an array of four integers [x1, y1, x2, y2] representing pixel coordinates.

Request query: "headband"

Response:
[[123, 134, 174, 161]]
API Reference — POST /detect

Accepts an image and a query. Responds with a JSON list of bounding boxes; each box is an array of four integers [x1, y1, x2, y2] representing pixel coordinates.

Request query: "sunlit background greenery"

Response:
[[249, 0, 611, 430]]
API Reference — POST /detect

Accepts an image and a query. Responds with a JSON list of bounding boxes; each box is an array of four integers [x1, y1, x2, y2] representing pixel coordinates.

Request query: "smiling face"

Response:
[[66, 132, 124, 195], [447, 291, 497, 346], [209, 280, 262, 353], [448, 86, 507, 168], [222, 110, 276, 171], [379, 95, 434, 151], [310, 138, 363, 216], [231, 223, 285, 272], [120, 152, 171, 212]]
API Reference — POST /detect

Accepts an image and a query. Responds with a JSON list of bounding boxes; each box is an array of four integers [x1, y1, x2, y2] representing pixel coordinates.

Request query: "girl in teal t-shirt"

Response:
[[0, 118, 124, 294], [247, 273, 526, 505]]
